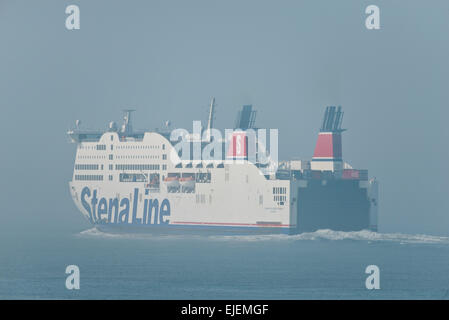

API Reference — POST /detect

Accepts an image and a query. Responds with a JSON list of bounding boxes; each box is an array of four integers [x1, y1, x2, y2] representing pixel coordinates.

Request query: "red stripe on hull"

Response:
[[171, 221, 294, 228]]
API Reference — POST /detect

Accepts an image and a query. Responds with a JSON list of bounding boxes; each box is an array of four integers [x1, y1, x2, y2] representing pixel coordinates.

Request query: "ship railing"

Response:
[[286, 169, 368, 181]]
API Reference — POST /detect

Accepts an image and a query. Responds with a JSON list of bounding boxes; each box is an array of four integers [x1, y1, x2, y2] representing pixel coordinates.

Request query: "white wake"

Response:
[[77, 228, 449, 245], [213, 229, 449, 244]]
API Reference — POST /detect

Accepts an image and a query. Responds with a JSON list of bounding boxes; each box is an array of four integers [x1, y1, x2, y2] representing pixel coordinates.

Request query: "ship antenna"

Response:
[[121, 109, 135, 134], [205, 97, 216, 142]]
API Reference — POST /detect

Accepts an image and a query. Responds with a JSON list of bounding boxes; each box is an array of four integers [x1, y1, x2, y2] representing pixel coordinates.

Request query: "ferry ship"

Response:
[[67, 100, 378, 234]]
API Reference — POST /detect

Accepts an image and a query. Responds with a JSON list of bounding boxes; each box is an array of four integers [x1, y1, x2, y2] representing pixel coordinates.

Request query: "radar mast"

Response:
[[121, 109, 135, 134]]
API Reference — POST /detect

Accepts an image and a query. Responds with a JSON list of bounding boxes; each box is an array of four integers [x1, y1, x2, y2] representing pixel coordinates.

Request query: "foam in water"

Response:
[[77, 228, 449, 244], [215, 229, 449, 244], [77, 228, 204, 241]]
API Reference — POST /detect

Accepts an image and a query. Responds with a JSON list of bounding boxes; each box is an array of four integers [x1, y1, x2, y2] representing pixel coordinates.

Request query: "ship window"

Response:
[[147, 173, 160, 189], [162, 154, 167, 160], [119, 173, 147, 183], [196, 194, 204, 203], [196, 172, 211, 183], [162, 144, 165, 150]]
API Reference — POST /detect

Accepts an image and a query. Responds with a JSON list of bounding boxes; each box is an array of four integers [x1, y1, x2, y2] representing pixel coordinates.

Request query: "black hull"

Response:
[[296, 179, 371, 233]]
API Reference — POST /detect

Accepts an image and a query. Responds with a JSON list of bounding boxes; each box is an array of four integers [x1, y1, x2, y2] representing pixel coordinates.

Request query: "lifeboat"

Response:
[[179, 176, 195, 191], [164, 176, 180, 189]]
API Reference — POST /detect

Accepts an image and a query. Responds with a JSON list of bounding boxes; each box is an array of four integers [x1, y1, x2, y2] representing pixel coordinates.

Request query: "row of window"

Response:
[[174, 162, 223, 169], [78, 154, 164, 160], [78, 155, 107, 159], [115, 164, 161, 171], [80, 144, 166, 150], [274, 195, 287, 202], [195, 194, 208, 204], [79, 145, 96, 150], [273, 187, 287, 195], [116, 144, 165, 150], [74, 175, 104, 181], [75, 164, 99, 170], [116, 155, 160, 160], [80, 144, 165, 151], [166, 172, 211, 183]]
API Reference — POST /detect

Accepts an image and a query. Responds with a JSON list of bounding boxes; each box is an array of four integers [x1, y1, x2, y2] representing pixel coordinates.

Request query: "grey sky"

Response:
[[1, 0, 448, 235]]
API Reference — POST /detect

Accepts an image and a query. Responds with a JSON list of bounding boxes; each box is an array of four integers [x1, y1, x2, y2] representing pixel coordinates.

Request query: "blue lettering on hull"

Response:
[[81, 186, 170, 225]]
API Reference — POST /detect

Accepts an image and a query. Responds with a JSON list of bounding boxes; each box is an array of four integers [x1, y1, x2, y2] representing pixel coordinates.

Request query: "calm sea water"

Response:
[[0, 227, 448, 299]]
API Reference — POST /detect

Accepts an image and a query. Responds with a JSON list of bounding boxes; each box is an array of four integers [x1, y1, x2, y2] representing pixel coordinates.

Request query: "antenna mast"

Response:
[[121, 109, 135, 134], [205, 97, 216, 142]]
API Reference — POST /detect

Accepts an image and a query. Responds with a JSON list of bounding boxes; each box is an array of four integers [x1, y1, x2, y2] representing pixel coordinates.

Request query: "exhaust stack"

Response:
[[311, 106, 345, 172]]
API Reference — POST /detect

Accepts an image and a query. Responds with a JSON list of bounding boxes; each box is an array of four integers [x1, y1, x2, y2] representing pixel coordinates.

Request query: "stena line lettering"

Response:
[[81, 187, 170, 225]]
